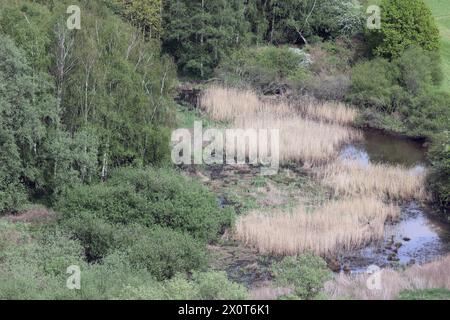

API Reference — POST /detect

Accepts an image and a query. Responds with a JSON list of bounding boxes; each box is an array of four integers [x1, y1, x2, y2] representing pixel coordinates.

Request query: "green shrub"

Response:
[[405, 90, 450, 137], [428, 133, 450, 216], [271, 253, 332, 300], [395, 46, 443, 95], [119, 271, 248, 300], [33, 229, 86, 277], [367, 0, 440, 58], [126, 226, 206, 280], [60, 213, 120, 260], [0, 221, 88, 299], [57, 167, 234, 242], [348, 47, 443, 116], [348, 58, 401, 111], [217, 46, 311, 93], [192, 271, 248, 300]]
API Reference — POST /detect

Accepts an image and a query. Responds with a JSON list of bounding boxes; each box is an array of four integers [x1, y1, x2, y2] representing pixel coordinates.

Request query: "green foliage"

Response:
[[162, 0, 249, 78], [0, 0, 53, 71], [367, 0, 440, 58], [428, 133, 450, 215], [61, 213, 120, 260], [0, 33, 70, 212], [107, 0, 162, 37], [348, 58, 401, 112], [120, 271, 248, 300], [0, 220, 247, 299], [348, 46, 442, 113], [398, 288, 450, 300], [424, 0, 450, 92], [405, 90, 450, 137], [126, 226, 206, 280], [247, 0, 364, 45], [0, 0, 178, 209], [57, 167, 234, 242], [0, 220, 86, 299], [217, 45, 311, 93], [189, 271, 248, 300], [271, 253, 332, 300], [395, 46, 443, 95]]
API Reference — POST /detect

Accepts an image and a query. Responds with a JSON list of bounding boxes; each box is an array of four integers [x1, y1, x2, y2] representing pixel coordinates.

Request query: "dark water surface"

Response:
[[340, 129, 427, 168]]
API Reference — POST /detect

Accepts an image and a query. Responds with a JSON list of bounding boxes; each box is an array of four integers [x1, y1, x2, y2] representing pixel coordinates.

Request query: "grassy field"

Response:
[[425, 0, 450, 92]]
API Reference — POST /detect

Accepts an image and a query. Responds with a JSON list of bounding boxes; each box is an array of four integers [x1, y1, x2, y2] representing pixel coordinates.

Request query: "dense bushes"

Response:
[[347, 58, 401, 112], [121, 271, 248, 300], [126, 226, 206, 280], [161, 0, 249, 78], [246, 0, 364, 45], [0, 34, 58, 212], [348, 46, 443, 115], [428, 133, 450, 215], [271, 254, 332, 300], [367, 0, 440, 58], [0, 220, 246, 299], [217, 46, 311, 93], [58, 167, 234, 242]]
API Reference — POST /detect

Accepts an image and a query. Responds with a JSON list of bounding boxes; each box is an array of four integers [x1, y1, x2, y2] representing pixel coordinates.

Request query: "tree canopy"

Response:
[[368, 0, 440, 58]]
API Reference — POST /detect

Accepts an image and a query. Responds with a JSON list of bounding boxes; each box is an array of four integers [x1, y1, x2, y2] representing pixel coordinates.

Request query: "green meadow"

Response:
[[425, 0, 450, 91]]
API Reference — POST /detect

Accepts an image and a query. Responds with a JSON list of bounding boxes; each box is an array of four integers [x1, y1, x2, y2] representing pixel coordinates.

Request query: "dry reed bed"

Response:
[[295, 97, 358, 125], [325, 255, 450, 300], [200, 86, 362, 165], [235, 112, 362, 165], [235, 197, 400, 256], [316, 160, 429, 201], [200, 86, 358, 125], [200, 86, 261, 122]]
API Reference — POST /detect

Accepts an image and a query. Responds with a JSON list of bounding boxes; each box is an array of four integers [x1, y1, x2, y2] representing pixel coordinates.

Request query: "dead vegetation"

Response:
[[316, 160, 429, 201], [235, 197, 400, 256], [325, 255, 450, 300]]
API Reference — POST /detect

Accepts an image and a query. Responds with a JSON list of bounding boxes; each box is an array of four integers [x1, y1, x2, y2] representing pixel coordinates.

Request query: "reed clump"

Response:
[[317, 161, 429, 201], [200, 86, 358, 125], [200, 86, 362, 165], [200, 86, 261, 122], [295, 97, 358, 125], [235, 197, 400, 256], [235, 112, 362, 165], [325, 255, 450, 300]]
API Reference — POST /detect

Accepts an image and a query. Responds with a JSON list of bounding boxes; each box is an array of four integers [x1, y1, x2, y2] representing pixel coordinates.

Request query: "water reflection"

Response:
[[340, 129, 427, 169], [338, 130, 449, 272]]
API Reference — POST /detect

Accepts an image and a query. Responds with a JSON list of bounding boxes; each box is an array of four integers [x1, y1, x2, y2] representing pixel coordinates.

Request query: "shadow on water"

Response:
[[338, 129, 450, 273], [340, 129, 428, 168]]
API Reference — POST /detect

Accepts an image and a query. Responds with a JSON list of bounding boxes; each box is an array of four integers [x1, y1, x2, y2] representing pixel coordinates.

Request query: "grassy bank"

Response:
[[425, 0, 450, 93]]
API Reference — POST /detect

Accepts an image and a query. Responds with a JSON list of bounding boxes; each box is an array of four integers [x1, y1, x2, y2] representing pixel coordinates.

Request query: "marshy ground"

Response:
[[182, 86, 450, 299]]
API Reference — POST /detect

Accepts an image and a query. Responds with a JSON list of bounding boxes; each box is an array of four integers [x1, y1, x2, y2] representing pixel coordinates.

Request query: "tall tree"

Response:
[[245, 0, 364, 45], [162, 0, 249, 78], [108, 0, 163, 38], [367, 0, 440, 58]]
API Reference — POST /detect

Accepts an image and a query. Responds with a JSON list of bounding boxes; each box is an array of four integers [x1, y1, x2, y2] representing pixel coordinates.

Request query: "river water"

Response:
[[338, 129, 450, 272]]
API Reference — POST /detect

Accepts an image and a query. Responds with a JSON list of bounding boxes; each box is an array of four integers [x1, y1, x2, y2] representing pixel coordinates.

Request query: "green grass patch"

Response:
[[398, 288, 450, 300], [425, 0, 450, 92]]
